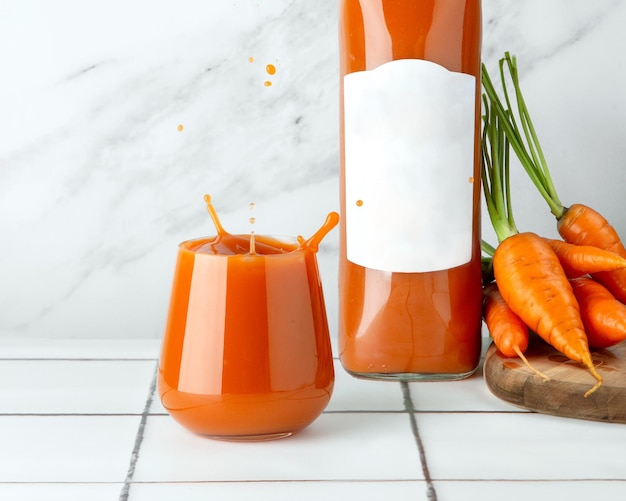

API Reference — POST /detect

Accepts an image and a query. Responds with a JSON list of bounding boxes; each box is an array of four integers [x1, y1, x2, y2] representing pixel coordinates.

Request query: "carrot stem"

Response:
[[481, 95, 518, 243], [481, 240, 496, 257], [481, 53, 565, 219]]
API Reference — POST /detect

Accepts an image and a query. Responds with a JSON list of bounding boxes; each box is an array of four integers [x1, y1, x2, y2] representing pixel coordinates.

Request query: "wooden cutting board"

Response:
[[483, 337, 626, 423]]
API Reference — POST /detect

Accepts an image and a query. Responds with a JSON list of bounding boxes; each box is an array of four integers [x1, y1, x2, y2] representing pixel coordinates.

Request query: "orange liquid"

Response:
[[158, 198, 338, 439], [338, 0, 483, 379]]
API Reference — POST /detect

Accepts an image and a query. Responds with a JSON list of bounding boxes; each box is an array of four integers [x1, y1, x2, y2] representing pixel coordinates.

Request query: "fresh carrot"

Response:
[[544, 238, 626, 278], [570, 276, 626, 349], [558, 205, 626, 302], [482, 52, 626, 303], [493, 232, 602, 396], [481, 93, 603, 396], [483, 283, 549, 380]]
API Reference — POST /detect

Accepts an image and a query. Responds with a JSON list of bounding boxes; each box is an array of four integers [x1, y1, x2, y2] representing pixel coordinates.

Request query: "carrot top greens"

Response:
[[481, 52, 566, 220], [480, 85, 519, 244]]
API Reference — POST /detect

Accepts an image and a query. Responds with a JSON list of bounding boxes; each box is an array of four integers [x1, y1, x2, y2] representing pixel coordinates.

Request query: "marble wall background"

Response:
[[2, 0, 625, 339]]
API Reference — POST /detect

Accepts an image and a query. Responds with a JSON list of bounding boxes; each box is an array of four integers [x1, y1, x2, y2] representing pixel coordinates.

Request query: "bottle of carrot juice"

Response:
[[338, 0, 483, 380]]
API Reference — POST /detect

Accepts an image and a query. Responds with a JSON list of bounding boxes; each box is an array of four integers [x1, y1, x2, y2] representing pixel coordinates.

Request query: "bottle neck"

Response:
[[339, 0, 481, 75]]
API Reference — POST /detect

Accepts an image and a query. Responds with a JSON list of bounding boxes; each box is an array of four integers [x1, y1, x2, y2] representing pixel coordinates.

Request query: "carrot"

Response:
[[483, 283, 549, 380], [544, 238, 626, 278], [493, 233, 602, 396], [482, 52, 626, 304], [558, 205, 626, 302], [570, 276, 626, 349], [481, 94, 603, 397]]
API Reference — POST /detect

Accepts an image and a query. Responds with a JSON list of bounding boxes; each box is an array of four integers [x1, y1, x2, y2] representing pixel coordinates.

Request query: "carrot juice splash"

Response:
[[338, 0, 483, 380]]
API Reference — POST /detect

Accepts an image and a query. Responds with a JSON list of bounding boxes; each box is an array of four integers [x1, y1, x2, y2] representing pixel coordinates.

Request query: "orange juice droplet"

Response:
[[356, 199, 363, 207], [299, 212, 340, 252], [248, 56, 254, 63], [177, 124, 184, 132], [468, 176, 474, 183], [264, 64, 277, 87]]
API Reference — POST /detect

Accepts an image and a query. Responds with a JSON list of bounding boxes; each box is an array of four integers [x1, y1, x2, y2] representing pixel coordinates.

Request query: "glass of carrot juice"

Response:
[[157, 232, 335, 441]]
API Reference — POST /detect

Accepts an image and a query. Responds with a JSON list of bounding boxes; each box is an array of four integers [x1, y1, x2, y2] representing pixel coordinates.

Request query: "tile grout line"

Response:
[[401, 382, 437, 501], [119, 360, 158, 501]]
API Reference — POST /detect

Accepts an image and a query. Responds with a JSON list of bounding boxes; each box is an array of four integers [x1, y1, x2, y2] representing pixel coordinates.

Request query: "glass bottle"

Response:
[[338, 0, 483, 381]]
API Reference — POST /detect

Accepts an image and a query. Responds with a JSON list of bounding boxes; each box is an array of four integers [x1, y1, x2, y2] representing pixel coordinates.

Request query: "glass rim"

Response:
[[177, 234, 311, 258]]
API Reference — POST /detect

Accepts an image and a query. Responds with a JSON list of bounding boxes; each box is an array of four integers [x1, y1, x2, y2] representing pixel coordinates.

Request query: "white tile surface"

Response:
[[418, 413, 626, 481], [0, 339, 624, 499], [434, 480, 626, 501], [407, 367, 528, 413], [0, 484, 123, 501], [128, 480, 432, 501], [312, 358, 406, 412], [0, 359, 155, 414], [0, 416, 140, 482], [134, 413, 423, 482]]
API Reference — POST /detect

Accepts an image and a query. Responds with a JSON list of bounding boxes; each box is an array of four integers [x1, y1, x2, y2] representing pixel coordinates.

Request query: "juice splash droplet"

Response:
[[249, 201, 256, 252], [468, 176, 474, 183], [248, 56, 254, 63], [204, 194, 227, 236], [177, 124, 184, 132], [299, 212, 340, 252], [248, 201, 256, 226], [263, 63, 276, 87], [250, 231, 256, 255], [356, 199, 363, 207]]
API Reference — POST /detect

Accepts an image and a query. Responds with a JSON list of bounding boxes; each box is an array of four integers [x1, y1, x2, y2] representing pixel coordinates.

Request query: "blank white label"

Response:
[[344, 59, 476, 273]]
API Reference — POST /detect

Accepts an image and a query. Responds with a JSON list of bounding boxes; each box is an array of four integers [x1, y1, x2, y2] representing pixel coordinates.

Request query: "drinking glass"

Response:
[[158, 234, 334, 441]]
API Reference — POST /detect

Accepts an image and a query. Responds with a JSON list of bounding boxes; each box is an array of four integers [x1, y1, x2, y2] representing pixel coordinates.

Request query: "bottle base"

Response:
[[345, 367, 478, 382]]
